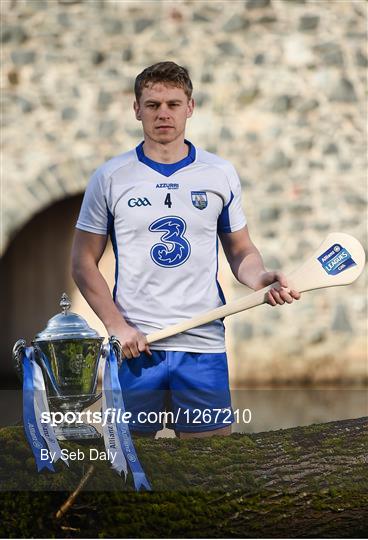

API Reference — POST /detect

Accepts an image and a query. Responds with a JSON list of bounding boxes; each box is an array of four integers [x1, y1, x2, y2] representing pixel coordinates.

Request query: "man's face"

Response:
[[134, 83, 194, 144]]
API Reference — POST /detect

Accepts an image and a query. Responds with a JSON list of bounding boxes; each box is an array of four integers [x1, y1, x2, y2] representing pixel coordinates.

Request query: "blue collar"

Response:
[[135, 140, 196, 177]]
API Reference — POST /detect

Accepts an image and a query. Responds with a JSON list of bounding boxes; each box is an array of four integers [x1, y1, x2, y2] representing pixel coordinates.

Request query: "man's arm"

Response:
[[71, 229, 151, 358], [219, 226, 300, 305]]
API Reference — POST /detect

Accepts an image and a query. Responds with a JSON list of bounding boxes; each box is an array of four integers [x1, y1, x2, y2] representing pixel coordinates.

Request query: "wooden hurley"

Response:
[[146, 232, 366, 345]]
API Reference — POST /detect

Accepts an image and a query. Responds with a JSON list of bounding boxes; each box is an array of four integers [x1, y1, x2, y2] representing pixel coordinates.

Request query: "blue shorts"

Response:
[[118, 350, 234, 433]]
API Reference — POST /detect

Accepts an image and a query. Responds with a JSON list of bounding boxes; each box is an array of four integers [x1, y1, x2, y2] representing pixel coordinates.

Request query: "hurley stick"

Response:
[[146, 232, 365, 345]]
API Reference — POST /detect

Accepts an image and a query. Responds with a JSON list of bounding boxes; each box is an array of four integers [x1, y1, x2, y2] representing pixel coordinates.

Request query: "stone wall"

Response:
[[1, 0, 367, 382]]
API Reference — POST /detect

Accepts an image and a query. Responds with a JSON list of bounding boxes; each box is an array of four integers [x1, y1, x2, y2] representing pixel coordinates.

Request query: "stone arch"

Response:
[[0, 192, 115, 383], [2, 156, 102, 256]]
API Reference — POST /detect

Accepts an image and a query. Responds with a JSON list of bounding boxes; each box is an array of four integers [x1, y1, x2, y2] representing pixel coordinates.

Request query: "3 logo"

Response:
[[128, 197, 151, 207], [149, 216, 191, 268]]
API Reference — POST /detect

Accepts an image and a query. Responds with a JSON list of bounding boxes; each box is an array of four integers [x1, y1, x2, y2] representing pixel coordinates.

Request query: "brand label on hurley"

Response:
[[317, 243, 356, 276]]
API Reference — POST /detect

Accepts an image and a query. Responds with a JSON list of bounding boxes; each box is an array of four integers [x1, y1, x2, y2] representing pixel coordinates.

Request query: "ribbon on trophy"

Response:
[[32, 355, 69, 467], [102, 345, 151, 491], [22, 347, 68, 471]]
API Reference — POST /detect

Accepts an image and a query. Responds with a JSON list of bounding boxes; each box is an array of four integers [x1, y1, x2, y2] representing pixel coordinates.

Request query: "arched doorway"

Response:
[[0, 194, 115, 385]]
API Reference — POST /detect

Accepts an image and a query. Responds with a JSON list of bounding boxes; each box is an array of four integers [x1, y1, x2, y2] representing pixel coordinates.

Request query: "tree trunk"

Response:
[[0, 417, 367, 538]]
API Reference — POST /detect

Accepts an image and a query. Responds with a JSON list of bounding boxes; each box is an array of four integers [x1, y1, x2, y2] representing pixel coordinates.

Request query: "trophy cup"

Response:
[[13, 293, 121, 441]]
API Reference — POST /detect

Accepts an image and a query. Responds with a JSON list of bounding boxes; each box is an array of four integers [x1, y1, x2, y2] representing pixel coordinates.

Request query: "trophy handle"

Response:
[[86, 337, 122, 407], [12, 339, 26, 381], [33, 343, 62, 397], [88, 391, 102, 406], [109, 335, 123, 367]]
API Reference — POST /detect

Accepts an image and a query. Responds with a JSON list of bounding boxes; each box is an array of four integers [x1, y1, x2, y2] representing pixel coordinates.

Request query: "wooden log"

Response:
[[0, 417, 367, 538]]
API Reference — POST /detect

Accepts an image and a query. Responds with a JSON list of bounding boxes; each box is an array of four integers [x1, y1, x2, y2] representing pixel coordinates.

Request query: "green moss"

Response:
[[1, 420, 368, 538], [321, 436, 344, 448]]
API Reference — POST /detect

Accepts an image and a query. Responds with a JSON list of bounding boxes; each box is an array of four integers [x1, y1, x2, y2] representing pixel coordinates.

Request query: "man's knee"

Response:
[[176, 425, 231, 439], [132, 431, 157, 439]]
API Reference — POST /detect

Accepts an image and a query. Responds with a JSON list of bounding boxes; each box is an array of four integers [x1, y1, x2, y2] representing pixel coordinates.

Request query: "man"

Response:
[[72, 61, 300, 439]]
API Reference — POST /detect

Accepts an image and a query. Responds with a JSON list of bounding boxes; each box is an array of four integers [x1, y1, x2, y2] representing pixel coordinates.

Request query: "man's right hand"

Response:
[[108, 324, 152, 360]]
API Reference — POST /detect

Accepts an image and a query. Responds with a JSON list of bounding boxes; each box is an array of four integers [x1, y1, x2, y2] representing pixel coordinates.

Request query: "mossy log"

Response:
[[0, 417, 367, 538]]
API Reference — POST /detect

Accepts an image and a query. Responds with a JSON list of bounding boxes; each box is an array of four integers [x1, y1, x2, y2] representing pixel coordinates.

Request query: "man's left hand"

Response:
[[258, 271, 301, 306]]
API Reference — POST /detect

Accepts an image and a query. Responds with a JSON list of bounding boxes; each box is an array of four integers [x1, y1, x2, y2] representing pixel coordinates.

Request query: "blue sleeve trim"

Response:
[[107, 208, 119, 302], [217, 191, 234, 233], [215, 237, 226, 328]]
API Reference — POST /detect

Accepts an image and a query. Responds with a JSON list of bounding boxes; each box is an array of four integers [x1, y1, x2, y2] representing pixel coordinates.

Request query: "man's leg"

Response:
[[118, 351, 167, 436], [176, 425, 231, 439], [132, 431, 157, 439], [169, 351, 234, 436]]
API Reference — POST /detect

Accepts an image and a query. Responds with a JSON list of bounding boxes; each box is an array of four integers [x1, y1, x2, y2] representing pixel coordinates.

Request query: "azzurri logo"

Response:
[[149, 216, 191, 268], [128, 197, 151, 207], [156, 183, 179, 190], [318, 243, 356, 276]]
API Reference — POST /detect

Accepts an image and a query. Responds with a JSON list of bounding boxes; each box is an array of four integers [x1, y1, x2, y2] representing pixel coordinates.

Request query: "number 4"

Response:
[[164, 193, 172, 208]]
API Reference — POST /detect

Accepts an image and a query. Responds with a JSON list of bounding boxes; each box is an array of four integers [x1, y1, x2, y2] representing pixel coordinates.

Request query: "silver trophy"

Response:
[[13, 293, 121, 441]]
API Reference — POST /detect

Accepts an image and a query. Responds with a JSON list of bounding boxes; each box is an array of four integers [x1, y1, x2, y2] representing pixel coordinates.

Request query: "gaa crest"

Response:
[[191, 191, 207, 210]]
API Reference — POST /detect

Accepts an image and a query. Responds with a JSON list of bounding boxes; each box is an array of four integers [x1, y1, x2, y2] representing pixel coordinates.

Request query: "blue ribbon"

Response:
[[107, 346, 151, 491], [103, 356, 127, 478], [22, 348, 54, 472], [39, 350, 59, 395]]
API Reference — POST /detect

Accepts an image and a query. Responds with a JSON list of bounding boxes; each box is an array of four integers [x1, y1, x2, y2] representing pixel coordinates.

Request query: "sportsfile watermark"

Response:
[[41, 409, 130, 428], [41, 407, 252, 427], [3, 387, 368, 492]]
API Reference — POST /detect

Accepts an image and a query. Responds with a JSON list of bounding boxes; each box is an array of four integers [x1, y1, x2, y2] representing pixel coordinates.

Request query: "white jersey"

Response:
[[76, 141, 246, 352]]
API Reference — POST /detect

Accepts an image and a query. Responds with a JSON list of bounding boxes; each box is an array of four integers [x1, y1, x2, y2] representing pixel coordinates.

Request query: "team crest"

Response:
[[69, 353, 84, 374], [191, 191, 207, 210]]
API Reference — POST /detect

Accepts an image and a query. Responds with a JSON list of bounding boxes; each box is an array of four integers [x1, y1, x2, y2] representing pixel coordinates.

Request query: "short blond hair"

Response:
[[134, 61, 193, 101]]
